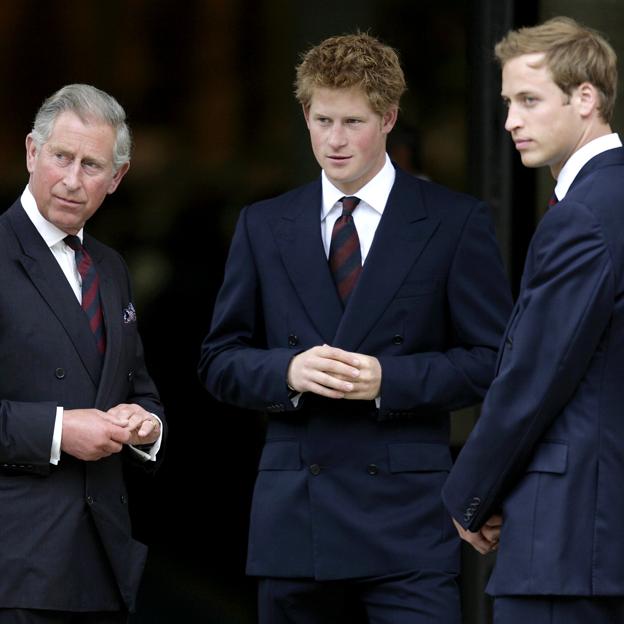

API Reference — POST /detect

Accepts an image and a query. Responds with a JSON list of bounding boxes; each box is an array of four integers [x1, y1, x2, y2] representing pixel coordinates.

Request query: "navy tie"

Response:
[[64, 235, 106, 354], [329, 196, 362, 305]]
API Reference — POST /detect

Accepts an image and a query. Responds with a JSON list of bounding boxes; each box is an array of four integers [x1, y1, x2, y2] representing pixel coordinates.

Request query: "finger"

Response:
[[317, 345, 361, 367], [138, 418, 159, 438], [109, 426, 132, 445], [486, 514, 503, 528], [481, 525, 501, 544]]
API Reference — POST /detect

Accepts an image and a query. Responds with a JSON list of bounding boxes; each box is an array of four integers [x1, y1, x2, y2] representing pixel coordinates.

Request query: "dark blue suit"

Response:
[[443, 148, 624, 606], [199, 167, 511, 614], [0, 201, 165, 612]]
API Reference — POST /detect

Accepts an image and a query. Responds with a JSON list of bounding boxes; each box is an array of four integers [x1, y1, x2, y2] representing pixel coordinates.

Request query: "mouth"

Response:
[[513, 138, 533, 150], [54, 195, 83, 207], [326, 155, 351, 163]]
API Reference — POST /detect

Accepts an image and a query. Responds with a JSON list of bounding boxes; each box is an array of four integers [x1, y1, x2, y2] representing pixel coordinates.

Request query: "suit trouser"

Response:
[[493, 596, 624, 624], [0, 610, 127, 624], [258, 569, 461, 624]]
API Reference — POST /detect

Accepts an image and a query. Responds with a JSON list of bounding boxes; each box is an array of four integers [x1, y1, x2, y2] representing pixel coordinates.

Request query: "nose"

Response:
[[327, 123, 347, 149], [504, 104, 523, 133], [63, 161, 82, 191]]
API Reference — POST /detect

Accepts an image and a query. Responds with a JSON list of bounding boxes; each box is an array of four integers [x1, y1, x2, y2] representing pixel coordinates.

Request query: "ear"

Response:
[[107, 162, 130, 194], [381, 106, 398, 135], [575, 82, 600, 118], [25, 134, 38, 174]]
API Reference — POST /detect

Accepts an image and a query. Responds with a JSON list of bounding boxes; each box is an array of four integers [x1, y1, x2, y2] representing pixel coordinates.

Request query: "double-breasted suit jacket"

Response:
[[199, 167, 511, 580], [443, 148, 624, 596], [0, 200, 165, 611]]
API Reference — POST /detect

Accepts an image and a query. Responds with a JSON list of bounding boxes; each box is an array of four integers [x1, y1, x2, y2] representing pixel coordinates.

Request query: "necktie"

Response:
[[64, 235, 106, 354], [548, 191, 558, 207], [329, 196, 362, 305]]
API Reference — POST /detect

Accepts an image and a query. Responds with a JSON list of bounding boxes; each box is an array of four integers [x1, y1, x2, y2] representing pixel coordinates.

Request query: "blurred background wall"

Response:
[[1, 1, 622, 622]]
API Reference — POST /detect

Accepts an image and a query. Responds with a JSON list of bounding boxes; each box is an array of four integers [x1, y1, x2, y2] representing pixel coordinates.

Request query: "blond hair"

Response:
[[495, 16, 617, 122], [294, 32, 406, 116]]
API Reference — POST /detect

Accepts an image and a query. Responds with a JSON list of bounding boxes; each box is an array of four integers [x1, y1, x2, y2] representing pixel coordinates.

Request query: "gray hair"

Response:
[[31, 83, 131, 171]]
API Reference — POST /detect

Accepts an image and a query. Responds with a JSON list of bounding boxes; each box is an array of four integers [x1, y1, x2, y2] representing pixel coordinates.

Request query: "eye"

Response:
[[82, 160, 103, 174], [346, 118, 362, 125], [523, 96, 538, 106], [54, 152, 71, 165]]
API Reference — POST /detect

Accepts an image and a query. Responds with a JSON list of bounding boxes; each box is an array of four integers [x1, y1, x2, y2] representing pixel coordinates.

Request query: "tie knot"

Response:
[[64, 235, 83, 252], [340, 196, 360, 217]]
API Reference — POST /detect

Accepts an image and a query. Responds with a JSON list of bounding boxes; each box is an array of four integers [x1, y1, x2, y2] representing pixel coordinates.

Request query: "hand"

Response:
[[106, 403, 161, 446], [452, 515, 502, 555], [61, 408, 131, 461], [287, 345, 361, 399], [340, 353, 382, 401]]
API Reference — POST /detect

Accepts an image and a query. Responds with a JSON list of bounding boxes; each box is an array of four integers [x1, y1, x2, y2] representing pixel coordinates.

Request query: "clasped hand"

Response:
[[452, 515, 502, 555], [62, 404, 160, 461], [287, 344, 382, 400]]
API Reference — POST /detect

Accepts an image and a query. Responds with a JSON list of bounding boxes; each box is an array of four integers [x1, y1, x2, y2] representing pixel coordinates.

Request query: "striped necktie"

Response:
[[329, 196, 362, 305], [64, 235, 106, 354]]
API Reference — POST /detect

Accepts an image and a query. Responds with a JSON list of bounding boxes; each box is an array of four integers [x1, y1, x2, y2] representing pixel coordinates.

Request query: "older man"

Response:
[[0, 84, 165, 623]]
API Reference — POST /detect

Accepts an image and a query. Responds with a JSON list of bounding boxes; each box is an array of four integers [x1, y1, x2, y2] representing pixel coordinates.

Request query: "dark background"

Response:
[[1, 1, 622, 622]]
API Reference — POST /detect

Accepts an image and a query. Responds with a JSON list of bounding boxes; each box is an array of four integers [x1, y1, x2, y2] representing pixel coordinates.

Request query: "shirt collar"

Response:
[[555, 133, 622, 201], [321, 154, 396, 219], [20, 185, 84, 247]]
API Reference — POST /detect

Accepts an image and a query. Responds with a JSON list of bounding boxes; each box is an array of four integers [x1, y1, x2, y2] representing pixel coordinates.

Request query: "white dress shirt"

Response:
[[20, 186, 161, 463], [554, 133, 622, 201], [321, 154, 396, 260]]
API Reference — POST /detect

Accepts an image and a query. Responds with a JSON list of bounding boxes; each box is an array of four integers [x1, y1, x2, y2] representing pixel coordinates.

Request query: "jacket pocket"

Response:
[[394, 278, 440, 300], [526, 441, 568, 474], [387, 442, 452, 473], [258, 440, 301, 471]]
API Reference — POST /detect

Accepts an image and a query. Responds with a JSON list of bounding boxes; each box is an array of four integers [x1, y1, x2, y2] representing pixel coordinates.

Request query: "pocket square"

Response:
[[123, 302, 137, 324]]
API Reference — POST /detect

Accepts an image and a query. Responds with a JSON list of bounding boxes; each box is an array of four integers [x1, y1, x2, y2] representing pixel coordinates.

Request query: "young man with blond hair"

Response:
[[200, 33, 510, 623], [443, 16, 624, 623]]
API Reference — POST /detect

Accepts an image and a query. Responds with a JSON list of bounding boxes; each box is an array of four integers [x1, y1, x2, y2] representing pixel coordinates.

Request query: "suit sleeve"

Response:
[[0, 401, 56, 474], [377, 201, 512, 417], [442, 201, 613, 530], [198, 207, 296, 410]]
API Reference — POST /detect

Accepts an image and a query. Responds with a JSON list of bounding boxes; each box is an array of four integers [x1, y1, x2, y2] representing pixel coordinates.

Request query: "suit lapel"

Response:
[[8, 203, 103, 385], [87, 239, 122, 405], [334, 170, 440, 351], [272, 182, 344, 343]]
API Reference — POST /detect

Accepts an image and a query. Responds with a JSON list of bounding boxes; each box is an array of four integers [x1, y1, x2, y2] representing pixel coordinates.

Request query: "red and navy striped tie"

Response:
[[64, 235, 106, 354], [329, 196, 362, 305]]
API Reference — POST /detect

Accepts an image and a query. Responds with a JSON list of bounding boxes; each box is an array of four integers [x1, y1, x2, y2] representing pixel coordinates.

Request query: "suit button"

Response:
[[86, 495, 95, 505], [392, 334, 404, 345], [54, 368, 66, 380], [309, 464, 321, 476], [367, 464, 379, 476], [127, 370, 134, 382], [288, 334, 299, 347], [120, 495, 128, 504]]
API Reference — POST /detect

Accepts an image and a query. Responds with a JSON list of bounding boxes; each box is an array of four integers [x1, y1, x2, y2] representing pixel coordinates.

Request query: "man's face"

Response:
[[26, 110, 129, 235], [304, 87, 397, 195], [502, 53, 585, 178]]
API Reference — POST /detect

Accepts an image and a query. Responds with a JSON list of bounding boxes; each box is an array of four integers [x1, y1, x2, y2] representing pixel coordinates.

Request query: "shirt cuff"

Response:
[[129, 413, 163, 461], [51, 406, 63, 465]]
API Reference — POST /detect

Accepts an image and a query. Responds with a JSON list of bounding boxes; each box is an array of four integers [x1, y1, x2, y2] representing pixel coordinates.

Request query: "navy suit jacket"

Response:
[[0, 200, 165, 611], [442, 148, 624, 596], [199, 167, 511, 579]]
